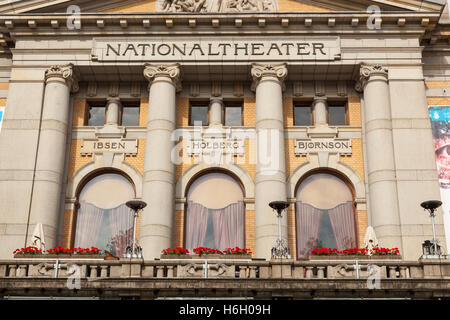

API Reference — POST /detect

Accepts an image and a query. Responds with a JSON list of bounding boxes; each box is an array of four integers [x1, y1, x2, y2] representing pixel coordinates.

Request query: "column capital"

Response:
[[209, 96, 223, 105], [45, 63, 78, 93], [143, 63, 182, 92], [355, 63, 388, 92], [251, 63, 288, 91], [313, 96, 328, 104], [106, 96, 122, 105]]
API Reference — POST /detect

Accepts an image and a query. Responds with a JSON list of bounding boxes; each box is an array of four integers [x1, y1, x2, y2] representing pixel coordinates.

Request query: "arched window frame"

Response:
[[70, 168, 136, 248], [183, 168, 246, 250], [294, 168, 358, 260]]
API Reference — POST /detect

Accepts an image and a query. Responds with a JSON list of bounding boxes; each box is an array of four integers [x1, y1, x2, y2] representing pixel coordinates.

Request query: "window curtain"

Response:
[[211, 201, 245, 251], [74, 201, 104, 249], [185, 200, 210, 251], [296, 201, 323, 259], [108, 203, 134, 257], [328, 201, 356, 250]]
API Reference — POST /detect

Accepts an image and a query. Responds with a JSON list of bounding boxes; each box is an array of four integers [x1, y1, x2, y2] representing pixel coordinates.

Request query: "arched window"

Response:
[[74, 172, 135, 257], [185, 172, 245, 251], [296, 172, 356, 259]]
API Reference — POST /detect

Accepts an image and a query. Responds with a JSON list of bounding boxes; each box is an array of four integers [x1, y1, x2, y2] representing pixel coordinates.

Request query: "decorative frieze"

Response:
[[159, 0, 276, 13]]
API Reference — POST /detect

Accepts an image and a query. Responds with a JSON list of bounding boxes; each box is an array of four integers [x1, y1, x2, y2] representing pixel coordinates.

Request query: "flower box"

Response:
[[221, 254, 252, 260], [193, 254, 223, 259], [160, 254, 192, 259], [309, 254, 401, 260], [14, 253, 105, 259]]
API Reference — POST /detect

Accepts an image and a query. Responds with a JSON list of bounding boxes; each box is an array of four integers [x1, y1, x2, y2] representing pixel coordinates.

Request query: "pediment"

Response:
[[0, 0, 445, 13]]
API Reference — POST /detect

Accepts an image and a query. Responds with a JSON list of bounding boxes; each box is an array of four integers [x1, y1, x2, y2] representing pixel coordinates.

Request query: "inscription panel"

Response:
[[92, 37, 341, 62]]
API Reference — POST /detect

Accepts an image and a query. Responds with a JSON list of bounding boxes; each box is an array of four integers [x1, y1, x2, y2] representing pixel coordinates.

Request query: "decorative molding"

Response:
[[293, 81, 303, 97], [87, 81, 97, 97], [159, 0, 276, 13], [355, 63, 388, 92], [211, 81, 222, 97], [337, 81, 348, 96], [251, 63, 288, 91], [233, 81, 244, 97], [314, 80, 326, 96], [108, 82, 120, 97], [44, 63, 78, 92], [143, 63, 182, 91], [190, 82, 200, 97], [130, 82, 141, 97]]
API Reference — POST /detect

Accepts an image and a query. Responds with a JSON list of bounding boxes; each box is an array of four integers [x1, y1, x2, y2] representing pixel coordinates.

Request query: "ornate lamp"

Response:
[[269, 201, 290, 259], [420, 200, 442, 257], [125, 200, 147, 259]]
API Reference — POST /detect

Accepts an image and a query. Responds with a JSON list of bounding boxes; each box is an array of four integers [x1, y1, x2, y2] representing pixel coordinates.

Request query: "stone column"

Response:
[[357, 63, 402, 250], [141, 63, 181, 259], [105, 97, 121, 126], [209, 97, 224, 125], [251, 63, 289, 260], [29, 64, 77, 248], [312, 97, 328, 126]]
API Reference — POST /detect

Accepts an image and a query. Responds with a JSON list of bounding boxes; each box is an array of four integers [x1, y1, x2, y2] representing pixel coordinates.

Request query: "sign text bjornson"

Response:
[[294, 139, 352, 155], [92, 38, 341, 62]]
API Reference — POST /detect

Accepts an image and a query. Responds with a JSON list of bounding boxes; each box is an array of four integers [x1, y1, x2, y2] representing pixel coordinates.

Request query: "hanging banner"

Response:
[[0, 107, 4, 133], [429, 105, 450, 256]]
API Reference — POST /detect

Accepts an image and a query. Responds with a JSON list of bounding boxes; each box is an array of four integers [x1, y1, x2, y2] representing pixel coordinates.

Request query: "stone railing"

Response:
[[1, 257, 449, 280]]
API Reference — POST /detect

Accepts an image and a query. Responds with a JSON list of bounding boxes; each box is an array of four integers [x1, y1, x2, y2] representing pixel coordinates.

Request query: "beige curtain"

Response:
[[328, 201, 356, 250], [296, 201, 323, 259]]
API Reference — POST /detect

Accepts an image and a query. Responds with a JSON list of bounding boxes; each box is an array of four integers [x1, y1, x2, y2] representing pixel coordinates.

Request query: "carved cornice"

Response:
[[44, 63, 78, 92], [143, 63, 181, 91], [355, 63, 388, 93], [251, 63, 287, 91]]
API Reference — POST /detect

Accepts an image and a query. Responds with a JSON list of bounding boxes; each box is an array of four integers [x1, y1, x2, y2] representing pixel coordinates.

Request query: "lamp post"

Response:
[[125, 200, 147, 259], [420, 200, 442, 257], [269, 201, 290, 259]]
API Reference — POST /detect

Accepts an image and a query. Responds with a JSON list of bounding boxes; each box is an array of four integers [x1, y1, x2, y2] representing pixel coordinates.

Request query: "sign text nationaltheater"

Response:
[[92, 37, 341, 62]]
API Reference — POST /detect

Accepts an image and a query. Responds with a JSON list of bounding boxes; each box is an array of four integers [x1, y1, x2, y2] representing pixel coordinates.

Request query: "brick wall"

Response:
[[65, 92, 368, 258]]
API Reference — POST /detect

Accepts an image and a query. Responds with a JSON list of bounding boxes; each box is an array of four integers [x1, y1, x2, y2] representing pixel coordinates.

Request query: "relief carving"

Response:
[[159, 0, 276, 12]]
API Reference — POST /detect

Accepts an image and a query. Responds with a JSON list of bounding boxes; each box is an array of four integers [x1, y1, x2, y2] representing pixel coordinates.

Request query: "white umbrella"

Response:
[[31, 223, 45, 251], [363, 226, 378, 254]]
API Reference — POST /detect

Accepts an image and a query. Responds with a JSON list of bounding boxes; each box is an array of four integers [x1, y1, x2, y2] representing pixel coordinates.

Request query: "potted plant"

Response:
[[309, 247, 401, 260], [71, 247, 105, 259], [222, 247, 252, 259], [160, 247, 191, 259], [193, 247, 223, 259], [13, 246, 44, 258], [369, 247, 401, 259]]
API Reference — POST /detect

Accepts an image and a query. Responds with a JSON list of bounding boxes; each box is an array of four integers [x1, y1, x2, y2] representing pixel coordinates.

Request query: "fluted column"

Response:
[[209, 97, 224, 125], [251, 63, 289, 260], [357, 63, 402, 250], [141, 63, 181, 259], [29, 64, 77, 248], [312, 96, 328, 126]]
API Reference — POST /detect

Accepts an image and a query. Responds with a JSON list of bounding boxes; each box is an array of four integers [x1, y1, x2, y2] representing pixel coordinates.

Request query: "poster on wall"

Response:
[[0, 107, 4, 133], [429, 105, 450, 256]]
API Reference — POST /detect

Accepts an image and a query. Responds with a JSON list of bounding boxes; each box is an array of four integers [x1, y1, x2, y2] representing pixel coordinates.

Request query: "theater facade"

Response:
[[0, 0, 449, 270]]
